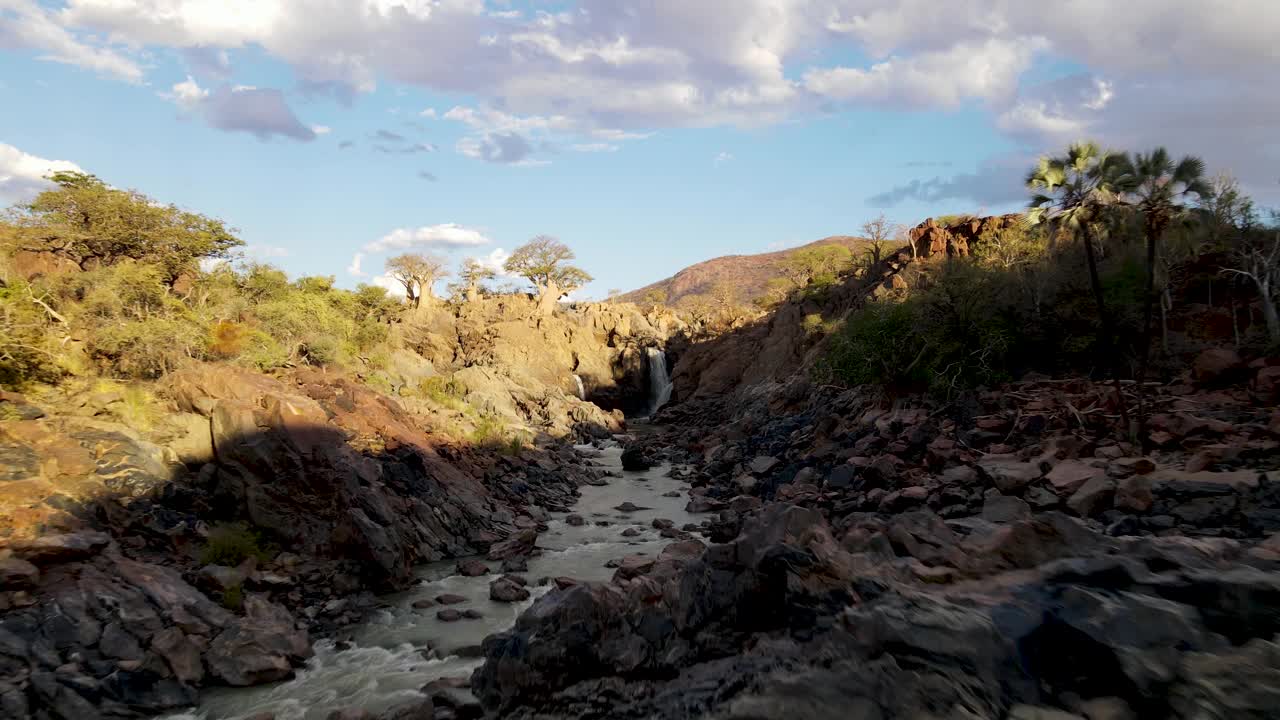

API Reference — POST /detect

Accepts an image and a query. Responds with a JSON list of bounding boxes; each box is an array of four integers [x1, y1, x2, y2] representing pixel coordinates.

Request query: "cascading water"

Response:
[[573, 374, 586, 400], [646, 347, 673, 415]]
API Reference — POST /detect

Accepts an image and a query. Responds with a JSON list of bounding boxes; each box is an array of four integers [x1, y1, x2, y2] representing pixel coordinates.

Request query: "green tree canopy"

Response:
[[779, 244, 854, 287], [5, 172, 242, 282], [504, 235, 593, 313]]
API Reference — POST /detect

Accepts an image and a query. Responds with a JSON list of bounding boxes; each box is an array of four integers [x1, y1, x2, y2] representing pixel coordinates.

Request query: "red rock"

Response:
[[1115, 475, 1154, 513], [1046, 460, 1105, 497], [1193, 348, 1244, 385]]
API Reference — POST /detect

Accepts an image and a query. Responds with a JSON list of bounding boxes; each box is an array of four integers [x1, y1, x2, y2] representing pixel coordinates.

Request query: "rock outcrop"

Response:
[[0, 359, 617, 717]]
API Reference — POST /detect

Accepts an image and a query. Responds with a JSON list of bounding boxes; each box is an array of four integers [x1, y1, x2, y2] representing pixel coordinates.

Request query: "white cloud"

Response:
[[0, 141, 85, 203], [714, 151, 734, 166], [419, 108, 437, 118], [169, 75, 209, 107], [9, 0, 1279, 199], [571, 142, 618, 153], [0, 0, 142, 82], [347, 251, 367, 276], [371, 272, 406, 296], [311, 124, 332, 135], [472, 247, 514, 277], [364, 223, 492, 253], [803, 37, 1046, 109]]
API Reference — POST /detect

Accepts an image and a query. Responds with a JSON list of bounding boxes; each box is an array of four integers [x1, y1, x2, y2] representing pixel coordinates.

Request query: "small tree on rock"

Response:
[[386, 253, 448, 308], [457, 258, 496, 302], [861, 214, 897, 266], [504, 235, 593, 314]]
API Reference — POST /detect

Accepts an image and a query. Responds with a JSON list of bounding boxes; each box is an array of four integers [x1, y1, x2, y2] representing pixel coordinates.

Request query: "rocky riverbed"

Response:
[[158, 442, 702, 720]]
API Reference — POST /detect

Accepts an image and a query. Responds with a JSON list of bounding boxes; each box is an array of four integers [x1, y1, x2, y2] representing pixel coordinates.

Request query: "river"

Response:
[[165, 441, 694, 720]]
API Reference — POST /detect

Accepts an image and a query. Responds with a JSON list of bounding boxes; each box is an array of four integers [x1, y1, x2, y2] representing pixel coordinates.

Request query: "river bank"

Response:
[[163, 441, 701, 720]]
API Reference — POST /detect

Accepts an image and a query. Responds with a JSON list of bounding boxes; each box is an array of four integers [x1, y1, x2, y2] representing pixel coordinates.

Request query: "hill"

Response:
[[619, 235, 884, 306]]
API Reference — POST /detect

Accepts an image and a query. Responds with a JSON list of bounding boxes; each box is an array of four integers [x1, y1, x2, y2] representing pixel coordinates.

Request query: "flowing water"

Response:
[[646, 347, 673, 415], [166, 443, 695, 720]]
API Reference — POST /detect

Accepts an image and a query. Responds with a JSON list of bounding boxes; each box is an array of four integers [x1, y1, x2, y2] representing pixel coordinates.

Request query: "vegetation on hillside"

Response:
[[822, 141, 1276, 446]]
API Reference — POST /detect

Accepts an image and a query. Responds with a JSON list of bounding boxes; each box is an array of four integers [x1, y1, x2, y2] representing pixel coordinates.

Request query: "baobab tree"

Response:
[[504, 235, 593, 314], [386, 253, 448, 308]]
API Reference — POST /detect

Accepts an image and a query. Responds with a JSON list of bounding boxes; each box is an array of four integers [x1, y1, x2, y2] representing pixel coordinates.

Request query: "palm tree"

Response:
[[1123, 149, 1210, 445], [1027, 141, 1134, 424]]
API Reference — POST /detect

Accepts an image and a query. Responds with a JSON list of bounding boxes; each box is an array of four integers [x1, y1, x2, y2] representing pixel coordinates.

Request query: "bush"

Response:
[[469, 413, 508, 447], [0, 280, 59, 387], [200, 523, 269, 566], [87, 316, 205, 378]]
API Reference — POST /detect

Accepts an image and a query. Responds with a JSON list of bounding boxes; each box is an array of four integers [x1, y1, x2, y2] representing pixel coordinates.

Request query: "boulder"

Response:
[[490, 577, 531, 603], [621, 447, 653, 471], [1193, 348, 1244, 385], [749, 456, 780, 475], [456, 559, 491, 577], [435, 593, 468, 605], [1047, 460, 1106, 497], [486, 529, 537, 561], [9, 531, 110, 565], [978, 457, 1041, 494], [1067, 476, 1116, 518], [206, 597, 311, 686], [565, 514, 586, 527], [0, 557, 39, 590], [1115, 475, 1154, 514], [982, 495, 1031, 523]]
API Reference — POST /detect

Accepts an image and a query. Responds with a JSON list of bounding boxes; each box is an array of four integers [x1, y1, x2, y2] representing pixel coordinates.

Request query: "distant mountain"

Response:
[[619, 236, 879, 307]]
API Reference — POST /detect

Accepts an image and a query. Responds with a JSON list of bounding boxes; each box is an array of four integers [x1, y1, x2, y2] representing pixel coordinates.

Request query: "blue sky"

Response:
[[2, 1, 1276, 298]]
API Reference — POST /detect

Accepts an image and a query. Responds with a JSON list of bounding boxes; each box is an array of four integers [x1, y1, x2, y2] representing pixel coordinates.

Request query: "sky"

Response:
[[1, 0, 1278, 298]]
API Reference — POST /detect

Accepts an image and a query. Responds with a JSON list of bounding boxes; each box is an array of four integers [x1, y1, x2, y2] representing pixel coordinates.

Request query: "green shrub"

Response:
[[469, 413, 508, 447], [221, 582, 244, 611], [200, 523, 269, 566], [87, 315, 206, 378], [0, 280, 59, 387]]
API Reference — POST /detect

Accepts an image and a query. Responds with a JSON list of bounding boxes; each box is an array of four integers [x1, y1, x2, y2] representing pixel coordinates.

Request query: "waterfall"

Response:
[[573, 374, 586, 400], [646, 347, 673, 415]]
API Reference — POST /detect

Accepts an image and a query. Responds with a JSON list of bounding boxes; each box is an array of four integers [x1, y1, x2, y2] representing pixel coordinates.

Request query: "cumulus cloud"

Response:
[[167, 76, 316, 141], [472, 247, 514, 276], [311, 124, 332, 135], [364, 223, 492, 253], [10, 0, 1279, 199], [0, 141, 85, 203], [714, 152, 734, 166], [803, 37, 1046, 109], [0, 0, 142, 82]]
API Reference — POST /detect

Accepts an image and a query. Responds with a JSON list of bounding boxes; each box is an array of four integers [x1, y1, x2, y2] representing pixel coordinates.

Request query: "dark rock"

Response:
[[614, 502, 649, 513], [437, 609, 463, 622], [500, 556, 529, 573], [456, 560, 491, 577], [0, 558, 39, 590], [565, 514, 586, 526], [487, 529, 537, 561], [1068, 477, 1116, 518], [435, 594, 467, 605], [621, 447, 653, 471], [10, 531, 110, 565], [982, 495, 1031, 523], [411, 598, 436, 609], [490, 577, 531, 603]]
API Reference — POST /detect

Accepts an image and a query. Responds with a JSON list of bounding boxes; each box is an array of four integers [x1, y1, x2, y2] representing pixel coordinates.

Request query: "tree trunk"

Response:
[[1260, 277, 1280, 343], [1135, 215, 1164, 449], [537, 282, 561, 315], [466, 286, 478, 303], [1080, 221, 1131, 431]]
